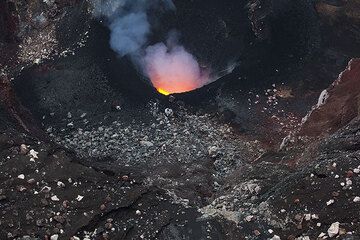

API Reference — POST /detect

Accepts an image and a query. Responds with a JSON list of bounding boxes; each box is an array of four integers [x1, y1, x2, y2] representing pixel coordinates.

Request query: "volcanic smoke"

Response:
[[91, 0, 210, 95], [144, 42, 209, 95]]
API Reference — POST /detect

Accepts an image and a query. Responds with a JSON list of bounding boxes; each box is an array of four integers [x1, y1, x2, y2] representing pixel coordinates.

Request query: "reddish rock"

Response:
[[300, 59, 360, 137], [347, 170, 354, 178]]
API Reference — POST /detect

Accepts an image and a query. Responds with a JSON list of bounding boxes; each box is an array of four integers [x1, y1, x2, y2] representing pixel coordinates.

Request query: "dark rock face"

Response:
[[316, 0, 360, 56], [0, 1, 19, 44]]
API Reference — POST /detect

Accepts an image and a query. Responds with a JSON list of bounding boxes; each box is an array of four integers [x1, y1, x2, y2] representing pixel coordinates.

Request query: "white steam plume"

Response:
[[91, 0, 211, 93], [109, 13, 150, 56]]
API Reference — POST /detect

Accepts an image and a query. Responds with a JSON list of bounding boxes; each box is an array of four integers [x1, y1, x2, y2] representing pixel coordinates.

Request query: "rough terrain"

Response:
[[1, 0, 360, 239]]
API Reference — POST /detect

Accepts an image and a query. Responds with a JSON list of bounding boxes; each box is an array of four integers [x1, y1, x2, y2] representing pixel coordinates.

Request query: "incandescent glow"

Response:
[[144, 43, 209, 95], [157, 88, 170, 96]]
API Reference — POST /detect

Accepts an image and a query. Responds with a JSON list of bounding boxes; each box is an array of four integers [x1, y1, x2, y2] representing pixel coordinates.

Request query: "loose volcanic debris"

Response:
[[216, 82, 303, 147], [53, 101, 264, 180], [5, 89, 358, 239], [0, 0, 90, 86], [264, 118, 360, 238], [1, 129, 236, 240]]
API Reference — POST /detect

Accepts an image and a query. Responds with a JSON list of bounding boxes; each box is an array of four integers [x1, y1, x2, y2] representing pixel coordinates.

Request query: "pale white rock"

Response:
[[246, 183, 261, 194], [50, 234, 58, 240], [270, 235, 281, 240], [140, 141, 154, 147], [328, 222, 340, 237], [17, 174, 25, 180], [353, 196, 360, 202], [164, 108, 173, 116], [43, 0, 55, 6], [41, 186, 51, 192], [346, 178, 352, 186], [245, 215, 254, 222], [29, 149, 39, 159], [317, 89, 329, 107], [57, 181, 65, 188], [354, 168, 360, 174], [311, 214, 319, 220], [279, 134, 292, 150], [318, 232, 326, 238], [135, 210, 142, 215], [326, 199, 335, 206], [51, 195, 60, 201], [208, 146, 219, 157], [76, 195, 84, 201]]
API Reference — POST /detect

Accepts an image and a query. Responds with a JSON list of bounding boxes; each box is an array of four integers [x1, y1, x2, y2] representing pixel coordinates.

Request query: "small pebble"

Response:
[[57, 181, 65, 188], [51, 195, 60, 202], [100, 204, 106, 211], [105, 222, 112, 230], [328, 222, 340, 237], [326, 199, 335, 206], [17, 174, 25, 180], [50, 234, 59, 240], [76, 195, 84, 201], [20, 144, 29, 155], [353, 196, 360, 203]]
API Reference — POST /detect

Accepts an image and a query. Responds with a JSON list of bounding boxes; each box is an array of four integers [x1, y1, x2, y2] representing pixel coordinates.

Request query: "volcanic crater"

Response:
[[1, 0, 360, 239]]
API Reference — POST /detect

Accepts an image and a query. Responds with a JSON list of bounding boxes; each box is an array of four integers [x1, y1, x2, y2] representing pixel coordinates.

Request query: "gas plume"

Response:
[[91, 0, 211, 94], [144, 42, 209, 94]]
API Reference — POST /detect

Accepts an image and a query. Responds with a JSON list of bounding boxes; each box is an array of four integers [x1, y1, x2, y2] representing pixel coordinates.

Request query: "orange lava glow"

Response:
[[144, 43, 209, 96], [153, 77, 200, 95], [157, 88, 170, 96]]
